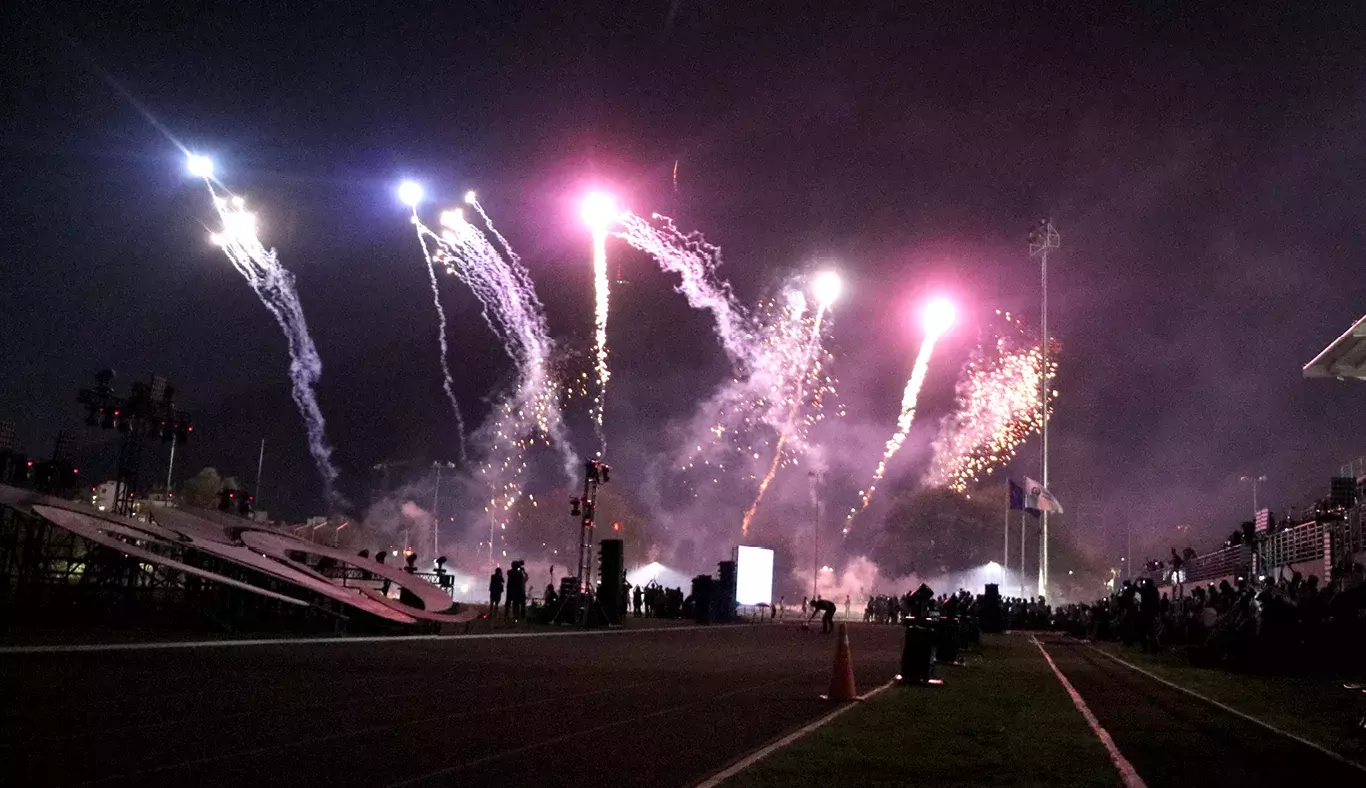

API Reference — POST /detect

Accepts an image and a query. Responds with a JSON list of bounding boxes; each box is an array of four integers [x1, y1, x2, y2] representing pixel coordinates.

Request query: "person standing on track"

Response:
[[489, 566, 504, 618], [845, 594, 851, 619], [809, 597, 837, 633]]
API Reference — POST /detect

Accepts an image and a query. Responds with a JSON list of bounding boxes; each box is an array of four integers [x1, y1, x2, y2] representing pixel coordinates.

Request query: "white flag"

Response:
[[1024, 477, 1064, 514]]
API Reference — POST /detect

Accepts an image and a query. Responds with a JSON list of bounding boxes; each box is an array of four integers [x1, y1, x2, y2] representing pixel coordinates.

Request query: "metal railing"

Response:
[[1260, 519, 1332, 570], [1179, 544, 1249, 584]]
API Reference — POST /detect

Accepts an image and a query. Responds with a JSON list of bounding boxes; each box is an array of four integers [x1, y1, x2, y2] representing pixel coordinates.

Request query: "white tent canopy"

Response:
[[1304, 312, 1366, 381]]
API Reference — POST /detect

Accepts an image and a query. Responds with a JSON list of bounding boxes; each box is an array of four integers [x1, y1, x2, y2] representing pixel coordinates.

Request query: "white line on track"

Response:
[[691, 681, 894, 788], [1082, 641, 1366, 775], [1031, 635, 1147, 788], [0, 624, 736, 655]]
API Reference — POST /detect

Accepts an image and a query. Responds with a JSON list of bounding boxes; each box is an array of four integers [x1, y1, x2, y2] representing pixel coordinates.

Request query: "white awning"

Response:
[[1303, 312, 1366, 381]]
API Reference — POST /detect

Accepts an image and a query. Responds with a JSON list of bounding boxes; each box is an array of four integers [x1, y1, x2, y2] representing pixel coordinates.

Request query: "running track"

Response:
[[0, 623, 905, 787]]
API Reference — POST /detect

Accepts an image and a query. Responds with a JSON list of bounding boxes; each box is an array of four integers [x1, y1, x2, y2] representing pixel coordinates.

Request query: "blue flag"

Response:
[[1008, 479, 1027, 511]]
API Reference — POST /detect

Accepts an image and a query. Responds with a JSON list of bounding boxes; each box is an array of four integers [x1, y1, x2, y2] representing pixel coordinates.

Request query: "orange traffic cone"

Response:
[[821, 623, 858, 701]]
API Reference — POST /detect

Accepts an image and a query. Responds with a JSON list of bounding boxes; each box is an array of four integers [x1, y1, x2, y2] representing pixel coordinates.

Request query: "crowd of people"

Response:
[[859, 587, 986, 625], [1054, 563, 1366, 674], [631, 581, 686, 618]]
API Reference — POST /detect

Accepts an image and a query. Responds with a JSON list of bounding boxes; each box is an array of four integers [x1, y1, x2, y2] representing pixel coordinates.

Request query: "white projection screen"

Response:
[[735, 545, 774, 606]]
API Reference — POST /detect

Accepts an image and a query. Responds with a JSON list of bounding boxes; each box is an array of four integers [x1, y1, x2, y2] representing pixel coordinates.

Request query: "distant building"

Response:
[[91, 481, 118, 512], [0, 421, 15, 453], [52, 429, 81, 463]]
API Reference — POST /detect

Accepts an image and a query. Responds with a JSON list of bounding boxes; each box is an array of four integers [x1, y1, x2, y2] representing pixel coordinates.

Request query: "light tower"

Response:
[[1239, 474, 1267, 518], [570, 459, 611, 594], [1028, 219, 1060, 597]]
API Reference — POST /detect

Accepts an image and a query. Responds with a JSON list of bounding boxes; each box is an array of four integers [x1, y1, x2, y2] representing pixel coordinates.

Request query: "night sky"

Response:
[[2, 2, 1363, 563]]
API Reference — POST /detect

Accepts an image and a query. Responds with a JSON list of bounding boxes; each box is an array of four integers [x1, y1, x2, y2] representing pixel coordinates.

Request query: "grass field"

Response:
[[719, 633, 1122, 788]]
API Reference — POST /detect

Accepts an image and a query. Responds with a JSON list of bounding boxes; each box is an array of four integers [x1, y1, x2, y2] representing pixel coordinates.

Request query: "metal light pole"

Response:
[[431, 461, 454, 558], [1003, 504, 1009, 588], [1020, 513, 1026, 597], [254, 439, 265, 512], [1239, 474, 1267, 518], [164, 433, 177, 502], [809, 470, 825, 600], [1029, 219, 1060, 597]]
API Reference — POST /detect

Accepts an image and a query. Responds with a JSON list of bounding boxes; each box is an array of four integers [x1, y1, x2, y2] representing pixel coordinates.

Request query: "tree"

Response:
[[178, 467, 224, 508], [871, 484, 1007, 578]]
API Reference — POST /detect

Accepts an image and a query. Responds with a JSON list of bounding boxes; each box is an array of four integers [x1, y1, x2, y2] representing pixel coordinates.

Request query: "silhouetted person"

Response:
[[633, 584, 643, 617], [810, 597, 837, 634], [375, 550, 391, 595], [506, 561, 527, 620], [489, 567, 504, 616]]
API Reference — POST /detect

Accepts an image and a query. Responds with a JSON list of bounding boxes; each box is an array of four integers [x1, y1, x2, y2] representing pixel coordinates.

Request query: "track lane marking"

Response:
[[691, 681, 895, 788], [1031, 635, 1147, 788], [1082, 641, 1366, 775], [0, 623, 739, 655]]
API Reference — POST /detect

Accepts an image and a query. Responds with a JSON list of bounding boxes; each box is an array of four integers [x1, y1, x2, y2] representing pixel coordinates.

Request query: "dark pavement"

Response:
[[1039, 637, 1366, 788], [0, 622, 905, 787]]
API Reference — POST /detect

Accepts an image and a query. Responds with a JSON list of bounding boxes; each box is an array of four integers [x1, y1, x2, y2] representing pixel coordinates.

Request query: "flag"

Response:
[[1024, 477, 1064, 514], [1008, 479, 1027, 511]]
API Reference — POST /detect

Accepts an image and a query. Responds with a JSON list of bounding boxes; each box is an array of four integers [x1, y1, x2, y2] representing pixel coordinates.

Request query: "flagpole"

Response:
[[1019, 511, 1026, 598], [1029, 220, 1060, 598], [1003, 501, 1009, 587]]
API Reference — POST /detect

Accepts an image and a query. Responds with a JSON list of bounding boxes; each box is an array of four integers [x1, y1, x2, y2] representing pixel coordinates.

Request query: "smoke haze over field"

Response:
[[1, 4, 1363, 584]]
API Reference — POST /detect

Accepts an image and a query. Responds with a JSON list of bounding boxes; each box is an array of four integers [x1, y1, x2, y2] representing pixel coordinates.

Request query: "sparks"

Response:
[[408, 196, 577, 563], [924, 311, 1059, 492], [408, 196, 467, 464], [581, 192, 618, 454]]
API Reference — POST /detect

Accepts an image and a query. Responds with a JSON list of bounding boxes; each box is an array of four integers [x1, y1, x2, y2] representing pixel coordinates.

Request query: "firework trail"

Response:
[[740, 299, 830, 535], [591, 225, 610, 453], [417, 240, 468, 465], [842, 299, 954, 536], [840, 334, 941, 535], [613, 212, 754, 366], [578, 193, 618, 456], [410, 205, 575, 564], [610, 214, 841, 531], [924, 312, 1058, 492], [203, 185, 344, 509]]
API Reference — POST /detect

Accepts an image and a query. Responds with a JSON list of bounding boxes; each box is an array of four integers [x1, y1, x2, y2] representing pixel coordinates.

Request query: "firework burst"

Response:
[[924, 311, 1058, 492], [408, 201, 574, 565]]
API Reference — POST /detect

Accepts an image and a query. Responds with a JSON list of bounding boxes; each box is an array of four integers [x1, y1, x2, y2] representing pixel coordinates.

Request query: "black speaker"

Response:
[[598, 539, 624, 624], [900, 619, 935, 684], [691, 574, 715, 623], [981, 583, 1003, 633], [1330, 477, 1357, 509], [717, 560, 737, 622]]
